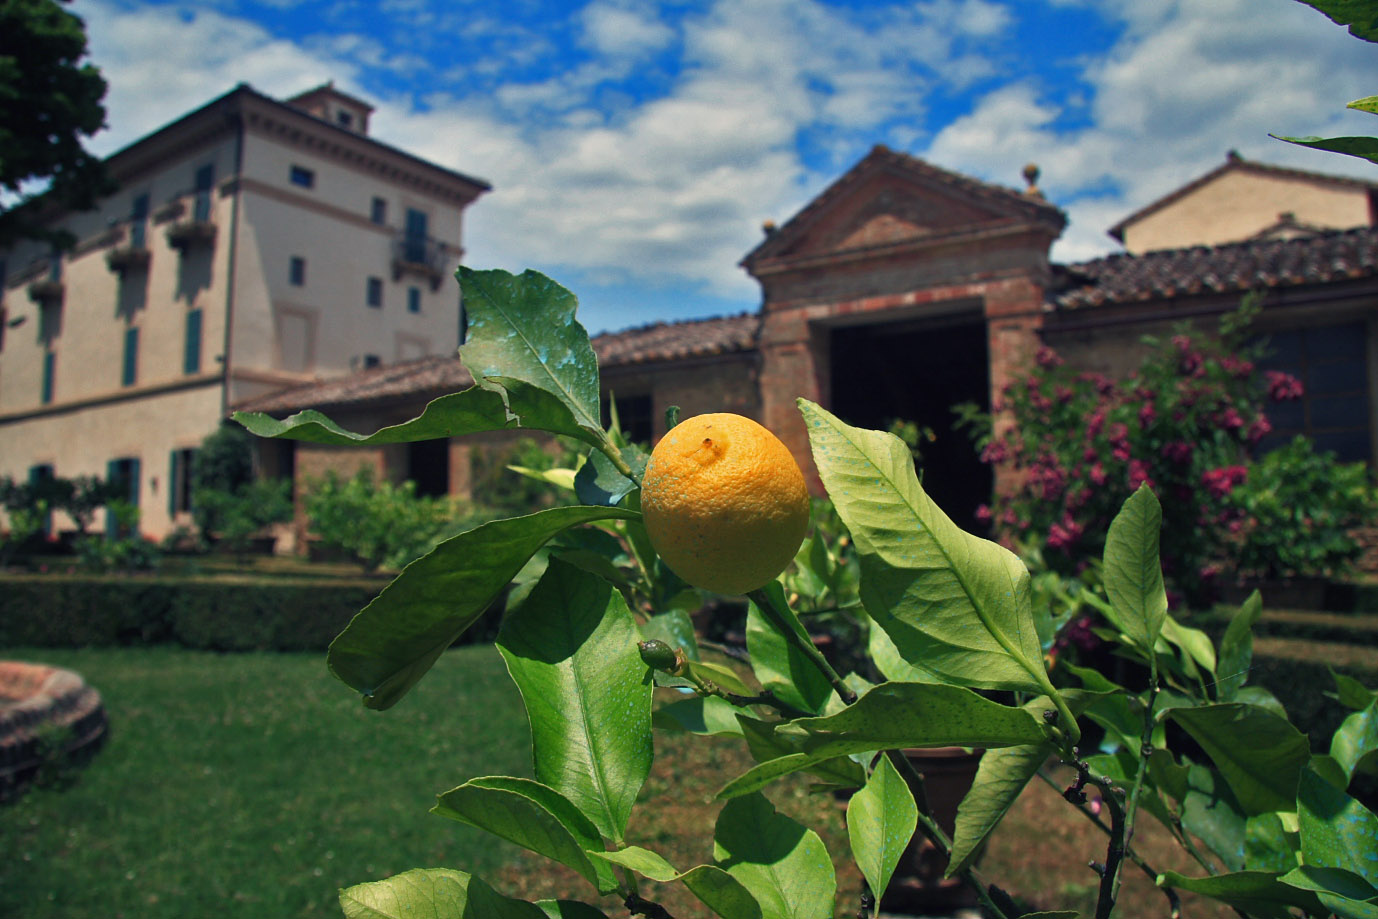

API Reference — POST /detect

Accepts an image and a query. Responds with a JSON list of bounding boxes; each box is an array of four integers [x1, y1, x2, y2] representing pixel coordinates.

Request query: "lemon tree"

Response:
[[237, 267, 1377, 919]]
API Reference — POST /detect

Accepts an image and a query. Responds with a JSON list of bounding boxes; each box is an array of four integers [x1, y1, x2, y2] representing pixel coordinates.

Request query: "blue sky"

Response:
[[71, 0, 1378, 334]]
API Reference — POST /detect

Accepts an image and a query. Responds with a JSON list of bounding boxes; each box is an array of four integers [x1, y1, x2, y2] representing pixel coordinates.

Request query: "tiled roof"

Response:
[[595, 312, 759, 368], [232, 312, 760, 416], [1049, 225, 1378, 310]]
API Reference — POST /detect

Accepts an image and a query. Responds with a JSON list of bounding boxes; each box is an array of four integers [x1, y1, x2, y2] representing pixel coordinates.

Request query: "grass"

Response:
[[4, 638, 1374, 919], [1, 645, 531, 919]]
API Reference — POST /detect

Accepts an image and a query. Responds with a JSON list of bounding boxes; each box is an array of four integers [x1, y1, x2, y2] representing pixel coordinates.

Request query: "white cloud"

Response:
[[580, 2, 676, 59]]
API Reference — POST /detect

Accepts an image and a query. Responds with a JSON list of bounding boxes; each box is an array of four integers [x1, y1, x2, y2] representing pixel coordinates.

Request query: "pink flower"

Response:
[[1220, 407, 1245, 431], [1139, 401, 1157, 427], [1247, 415, 1272, 445], [1089, 462, 1107, 486], [975, 504, 992, 524], [1128, 459, 1153, 491], [1036, 346, 1064, 369], [1161, 441, 1193, 463], [981, 440, 1009, 464], [1266, 371, 1304, 401], [1201, 465, 1248, 498]]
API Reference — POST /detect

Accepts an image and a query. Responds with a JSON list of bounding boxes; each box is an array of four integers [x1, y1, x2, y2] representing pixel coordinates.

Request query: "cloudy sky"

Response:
[[71, 0, 1377, 333]]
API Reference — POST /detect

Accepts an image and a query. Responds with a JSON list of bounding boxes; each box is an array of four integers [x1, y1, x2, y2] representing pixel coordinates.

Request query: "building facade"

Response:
[[0, 83, 488, 539]]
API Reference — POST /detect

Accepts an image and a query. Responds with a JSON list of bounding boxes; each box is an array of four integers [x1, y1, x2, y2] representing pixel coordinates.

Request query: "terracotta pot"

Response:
[[884, 746, 984, 915]]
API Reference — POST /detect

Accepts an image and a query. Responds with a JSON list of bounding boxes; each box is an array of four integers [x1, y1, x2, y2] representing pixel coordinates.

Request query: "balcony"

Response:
[[106, 224, 151, 276], [27, 278, 64, 308], [165, 192, 217, 252], [391, 233, 450, 291]]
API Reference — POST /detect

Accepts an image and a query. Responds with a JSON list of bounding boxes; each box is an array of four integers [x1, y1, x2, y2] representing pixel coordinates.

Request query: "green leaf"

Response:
[[432, 777, 617, 894], [1158, 869, 1326, 918], [574, 445, 645, 507], [719, 683, 1044, 799], [339, 868, 546, 919], [1217, 591, 1262, 702], [653, 696, 747, 736], [866, 614, 941, 683], [846, 754, 918, 907], [1298, 766, 1378, 887], [497, 558, 653, 842], [1280, 864, 1378, 904], [735, 714, 867, 791], [234, 386, 513, 444], [1101, 485, 1168, 654], [1168, 704, 1310, 816], [1292, 1, 1378, 41], [1272, 134, 1378, 166], [1334, 670, 1377, 710], [1349, 95, 1378, 114], [1159, 613, 1217, 679], [1331, 700, 1378, 781], [535, 901, 609, 919], [799, 400, 1050, 695], [1245, 812, 1299, 873], [593, 847, 763, 919], [747, 582, 832, 715], [459, 267, 603, 441], [682, 659, 757, 697], [328, 505, 638, 709], [713, 793, 836, 919], [948, 742, 1050, 877]]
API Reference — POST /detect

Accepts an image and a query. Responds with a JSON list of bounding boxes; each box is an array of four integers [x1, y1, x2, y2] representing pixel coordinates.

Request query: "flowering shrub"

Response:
[[960, 303, 1303, 604]]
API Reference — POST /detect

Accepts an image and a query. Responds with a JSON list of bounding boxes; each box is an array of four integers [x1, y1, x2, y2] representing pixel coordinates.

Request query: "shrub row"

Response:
[[0, 575, 387, 652]]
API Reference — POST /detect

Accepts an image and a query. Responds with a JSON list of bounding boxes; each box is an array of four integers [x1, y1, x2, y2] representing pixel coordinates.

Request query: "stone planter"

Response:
[[0, 662, 108, 801]]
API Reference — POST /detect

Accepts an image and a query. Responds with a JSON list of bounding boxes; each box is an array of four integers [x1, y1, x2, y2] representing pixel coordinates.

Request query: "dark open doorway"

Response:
[[829, 314, 991, 534], [407, 438, 450, 497]]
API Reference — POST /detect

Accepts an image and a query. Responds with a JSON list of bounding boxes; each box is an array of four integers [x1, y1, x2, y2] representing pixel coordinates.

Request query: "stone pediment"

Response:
[[742, 145, 1064, 271]]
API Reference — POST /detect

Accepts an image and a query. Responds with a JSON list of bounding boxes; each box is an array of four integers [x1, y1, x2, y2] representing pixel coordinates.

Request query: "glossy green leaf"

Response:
[[1334, 670, 1377, 710], [328, 505, 637, 709], [640, 609, 700, 661], [593, 847, 763, 919], [713, 793, 836, 919], [1217, 591, 1262, 702], [720, 683, 1043, 799], [1159, 613, 1217, 678], [1350, 95, 1378, 114], [1245, 812, 1299, 873], [339, 868, 546, 919], [799, 400, 1050, 696], [1101, 485, 1167, 654], [574, 445, 645, 506], [948, 742, 1050, 877], [1157, 869, 1325, 918], [1293, 1, 1378, 41], [459, 267, 603, 442], [432, 777, 617, 894], [1169, 704, 1309, 816], [1298, 766, 1378, 887], [847, 753, 918, 906], [682, 659, 757, 697], [747, 582, 832, 715], [734, 714, 866, 791], [653, 696, 747, 736], [1331, 700, 1378, 781], [1272, 134, 1378, 166], [534, 900, 609, 919], [234, 386, 513, 444], [1280, 864, 1378, 904], [498, 558, 653, 842]]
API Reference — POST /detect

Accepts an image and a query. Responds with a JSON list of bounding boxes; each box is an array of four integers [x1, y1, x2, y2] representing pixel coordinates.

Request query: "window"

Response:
[[184, 309, 203, 374], [41, 351, 55, 404], [404, 208, 428, 263], [370, 197, 387, 225], [337, 110, 353, 128], [367, 277, 383, 308], [289, 256, 306, 286], [121, 327, 139, 386], [169, 448, 196, 515], [193, 164, 215, 222], [130, 193, 150, 249], [363, 354, 382, 369], [1256, 322, 1372, 463], [28, 464, 55, 536], [106, 457, 141, 538], [603, 393, 654, 445], [289, 165, 315, 189], [407, 285, 421, 314]]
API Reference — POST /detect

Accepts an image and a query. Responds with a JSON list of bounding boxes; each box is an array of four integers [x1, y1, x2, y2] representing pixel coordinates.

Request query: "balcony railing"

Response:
[[27, 258, 63, 307], [164, 191, 217, 252], [106, 222, 151, 275], [391, 233, 450, 291]]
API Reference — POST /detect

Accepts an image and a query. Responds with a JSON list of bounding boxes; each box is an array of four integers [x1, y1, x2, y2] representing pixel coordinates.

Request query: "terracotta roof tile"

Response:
[[1049, 225, 1378, 310], [232, 313, 760, 416]]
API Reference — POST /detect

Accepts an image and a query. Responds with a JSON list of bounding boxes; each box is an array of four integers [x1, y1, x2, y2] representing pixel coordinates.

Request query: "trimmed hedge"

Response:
[[0, 575, 386, 652]]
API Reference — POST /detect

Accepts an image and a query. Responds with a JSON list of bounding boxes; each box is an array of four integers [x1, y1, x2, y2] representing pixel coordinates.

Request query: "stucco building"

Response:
[[0, 83, 489, 538]]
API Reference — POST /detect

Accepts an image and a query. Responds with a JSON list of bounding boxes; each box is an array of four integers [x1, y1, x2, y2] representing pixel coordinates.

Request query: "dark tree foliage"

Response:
[[0, 0, 114, 248]]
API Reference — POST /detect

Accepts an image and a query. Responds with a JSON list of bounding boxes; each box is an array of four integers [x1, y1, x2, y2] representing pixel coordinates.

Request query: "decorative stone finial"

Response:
[[1022, 163, 1042, 198], [762, 219, 777, 236]]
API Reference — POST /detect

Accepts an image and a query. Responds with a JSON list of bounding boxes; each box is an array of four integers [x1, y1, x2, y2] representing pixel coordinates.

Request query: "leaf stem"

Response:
[[746, 587, 856, 705], [600, 438, 643, 488], [1114, 674, 1158, 903]]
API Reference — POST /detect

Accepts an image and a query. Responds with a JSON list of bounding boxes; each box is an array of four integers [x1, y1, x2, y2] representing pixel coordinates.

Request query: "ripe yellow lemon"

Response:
[[641, 413, 811, 595]]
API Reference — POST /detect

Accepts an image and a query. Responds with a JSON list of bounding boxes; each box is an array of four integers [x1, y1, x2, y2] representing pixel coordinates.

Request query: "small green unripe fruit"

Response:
[[637, 639, 680, 673]]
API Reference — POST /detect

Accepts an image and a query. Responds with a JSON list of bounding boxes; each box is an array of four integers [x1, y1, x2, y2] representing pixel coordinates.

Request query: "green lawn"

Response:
[[1, 645, 531, 919]]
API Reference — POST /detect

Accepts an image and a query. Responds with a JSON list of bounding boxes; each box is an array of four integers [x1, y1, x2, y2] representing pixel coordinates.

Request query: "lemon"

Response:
[[640, 413, 810, 595]]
